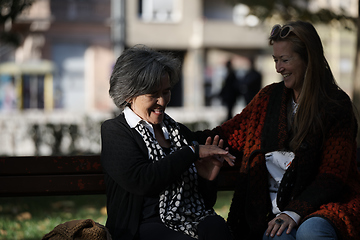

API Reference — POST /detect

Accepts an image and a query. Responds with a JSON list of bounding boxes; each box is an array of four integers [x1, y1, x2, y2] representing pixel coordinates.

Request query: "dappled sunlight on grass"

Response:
[[0, 192, 233, 239], [0, 195, 107, 240]]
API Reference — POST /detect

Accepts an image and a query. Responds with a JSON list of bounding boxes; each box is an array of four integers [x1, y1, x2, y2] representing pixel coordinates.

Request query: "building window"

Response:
[[52, 43, 86, 110], [138, 0, 182, 22], [0, 62, 54, 111], [22, 75, 45, 109]]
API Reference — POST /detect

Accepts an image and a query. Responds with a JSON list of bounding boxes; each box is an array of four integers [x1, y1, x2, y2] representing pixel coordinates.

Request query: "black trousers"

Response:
[[138, 215, 233, 240]]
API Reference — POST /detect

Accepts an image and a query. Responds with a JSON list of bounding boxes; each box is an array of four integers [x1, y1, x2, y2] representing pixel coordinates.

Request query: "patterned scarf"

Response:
[[135, 114, 215, 239]]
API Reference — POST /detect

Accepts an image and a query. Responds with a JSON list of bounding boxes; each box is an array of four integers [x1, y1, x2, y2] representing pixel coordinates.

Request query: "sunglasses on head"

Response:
[[270, 24, 295, 39]]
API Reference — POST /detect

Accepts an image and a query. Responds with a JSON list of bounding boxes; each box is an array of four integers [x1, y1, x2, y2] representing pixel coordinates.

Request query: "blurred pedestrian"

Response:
[[238, 57, 262, 105], [220, 60, 239, 120]]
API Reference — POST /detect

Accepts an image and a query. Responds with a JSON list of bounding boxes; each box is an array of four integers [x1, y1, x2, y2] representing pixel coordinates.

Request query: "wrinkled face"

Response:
[[130, 73, 171, 125], [272, 40, 307, 99]]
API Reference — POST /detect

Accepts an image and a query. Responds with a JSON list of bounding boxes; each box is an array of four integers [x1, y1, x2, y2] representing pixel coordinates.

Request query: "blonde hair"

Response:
[[270, 21, 339, 151]]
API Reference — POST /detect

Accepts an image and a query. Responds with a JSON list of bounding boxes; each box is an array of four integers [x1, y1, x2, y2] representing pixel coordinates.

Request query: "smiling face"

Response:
[[272, 40, 307, 100], [130, 73, 171, 125]]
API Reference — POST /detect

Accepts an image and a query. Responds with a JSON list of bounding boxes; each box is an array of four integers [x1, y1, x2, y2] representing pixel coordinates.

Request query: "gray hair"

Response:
[[109, 45, 181, 110]]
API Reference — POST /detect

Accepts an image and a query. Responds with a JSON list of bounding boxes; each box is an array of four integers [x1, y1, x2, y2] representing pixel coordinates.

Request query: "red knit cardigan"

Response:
[[199, 82, 360, 240]]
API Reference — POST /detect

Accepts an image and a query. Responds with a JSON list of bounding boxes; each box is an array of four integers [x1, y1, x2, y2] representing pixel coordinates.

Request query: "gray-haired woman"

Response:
[[101, 45, 235, 240]]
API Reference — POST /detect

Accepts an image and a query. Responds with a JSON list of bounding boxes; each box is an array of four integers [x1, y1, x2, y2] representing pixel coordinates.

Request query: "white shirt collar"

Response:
[[123, 106, 169, 139]]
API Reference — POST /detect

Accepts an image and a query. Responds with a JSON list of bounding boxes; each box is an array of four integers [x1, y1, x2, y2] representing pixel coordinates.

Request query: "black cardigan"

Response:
[[101, 114, 218, 240]]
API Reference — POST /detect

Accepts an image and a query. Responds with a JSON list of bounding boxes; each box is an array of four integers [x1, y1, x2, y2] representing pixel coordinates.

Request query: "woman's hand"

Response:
[[195, 135, 235, 181], [265, 213, 297, 238]]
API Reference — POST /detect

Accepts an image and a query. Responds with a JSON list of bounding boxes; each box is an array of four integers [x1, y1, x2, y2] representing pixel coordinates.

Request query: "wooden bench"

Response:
[[0, 155, 240, 197]]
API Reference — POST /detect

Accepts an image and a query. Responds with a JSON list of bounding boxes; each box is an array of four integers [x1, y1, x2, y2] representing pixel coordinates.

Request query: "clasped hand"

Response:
[[195, 135, 235, 181]]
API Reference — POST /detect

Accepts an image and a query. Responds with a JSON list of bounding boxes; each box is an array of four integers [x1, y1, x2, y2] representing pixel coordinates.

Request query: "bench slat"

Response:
[[0, 172, 239, 197], [0, 174, 106, 197], [0, 155, 103, 176], [0, 156, 240, 197]]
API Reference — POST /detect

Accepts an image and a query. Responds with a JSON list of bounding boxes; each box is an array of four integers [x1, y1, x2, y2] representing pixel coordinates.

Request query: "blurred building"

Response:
[[0, 0, 113, 112], [0, 0, 357, 155], [0, 0, 270, 113]]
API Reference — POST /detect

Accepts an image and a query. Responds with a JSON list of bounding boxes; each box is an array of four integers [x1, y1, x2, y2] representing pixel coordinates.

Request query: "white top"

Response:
[[266, 151, 301, 224]]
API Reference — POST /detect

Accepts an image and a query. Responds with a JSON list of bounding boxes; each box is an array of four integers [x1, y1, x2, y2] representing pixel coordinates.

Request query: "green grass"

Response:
[[0, 192, 233, 240], [0, 195, 107, 240], [214, 191, 233, 219]]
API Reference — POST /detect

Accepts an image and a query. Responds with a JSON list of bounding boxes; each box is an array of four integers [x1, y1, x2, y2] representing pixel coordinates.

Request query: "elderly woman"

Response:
[[101, 45, 235, 240], [195, 21, 360, 240]]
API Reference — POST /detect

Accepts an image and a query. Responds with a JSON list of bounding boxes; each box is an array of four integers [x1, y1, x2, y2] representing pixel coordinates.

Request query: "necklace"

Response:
[[291, 98, 298, 117]]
